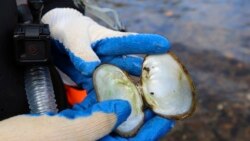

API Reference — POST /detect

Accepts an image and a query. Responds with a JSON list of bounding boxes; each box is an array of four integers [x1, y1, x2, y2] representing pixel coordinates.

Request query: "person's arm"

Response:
[[0, 100, 131, 141]]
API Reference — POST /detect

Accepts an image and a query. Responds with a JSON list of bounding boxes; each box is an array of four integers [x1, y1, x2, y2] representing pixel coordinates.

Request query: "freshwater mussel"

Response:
[[93, 53, 197, 137]]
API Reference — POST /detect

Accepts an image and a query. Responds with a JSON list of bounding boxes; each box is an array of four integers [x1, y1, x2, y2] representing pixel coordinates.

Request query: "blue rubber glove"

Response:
[[41, 8, 175, 140], [101, 110, 174, 141], [0, 99, 131, 141]]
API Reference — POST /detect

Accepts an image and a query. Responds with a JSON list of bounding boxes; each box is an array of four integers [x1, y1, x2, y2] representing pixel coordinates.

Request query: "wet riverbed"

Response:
[[96, 0, 250, 140]]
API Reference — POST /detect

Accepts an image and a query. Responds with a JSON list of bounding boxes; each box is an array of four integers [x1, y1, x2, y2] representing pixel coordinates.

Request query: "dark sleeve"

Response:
[[42, 0, 84, 15]]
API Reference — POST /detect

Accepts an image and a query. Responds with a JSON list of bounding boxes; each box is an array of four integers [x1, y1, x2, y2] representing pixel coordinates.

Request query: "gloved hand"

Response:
[[0, 99, 131, 141], [41, 8, 174, 140], [100, 110, 174, 141], [70, 91, 174, 141], [41, 8, 171, 91]]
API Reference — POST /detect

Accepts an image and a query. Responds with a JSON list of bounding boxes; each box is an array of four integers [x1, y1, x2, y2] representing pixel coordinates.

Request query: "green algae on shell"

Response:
[[93, 64, 144, 137]]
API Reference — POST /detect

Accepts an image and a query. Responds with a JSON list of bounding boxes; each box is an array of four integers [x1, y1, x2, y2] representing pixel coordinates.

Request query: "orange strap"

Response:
[[64, 85, 87, 106]]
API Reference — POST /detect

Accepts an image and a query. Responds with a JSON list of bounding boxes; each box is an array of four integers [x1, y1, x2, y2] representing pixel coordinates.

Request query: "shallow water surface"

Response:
[[96, 0, 250, 140]]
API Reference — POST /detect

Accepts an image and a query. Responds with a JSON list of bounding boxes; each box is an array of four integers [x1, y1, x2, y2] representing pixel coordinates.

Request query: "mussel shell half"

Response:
[[141, 53, 196, 120], [93, 64, 144, 136]]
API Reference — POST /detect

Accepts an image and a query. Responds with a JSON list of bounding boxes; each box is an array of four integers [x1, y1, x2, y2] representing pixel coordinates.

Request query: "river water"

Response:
[[97, 0, 250, 62], [96, 0, 250, 141]]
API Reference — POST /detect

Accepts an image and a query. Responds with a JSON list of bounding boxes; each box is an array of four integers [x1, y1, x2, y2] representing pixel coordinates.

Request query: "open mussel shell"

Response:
[[94, 52, 197, 136], [93, 64, 144, 137], [141, 53, 196, 120]]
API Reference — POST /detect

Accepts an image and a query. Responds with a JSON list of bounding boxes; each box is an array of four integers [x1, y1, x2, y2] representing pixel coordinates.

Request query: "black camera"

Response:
[[13, 24, 51, 65]]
